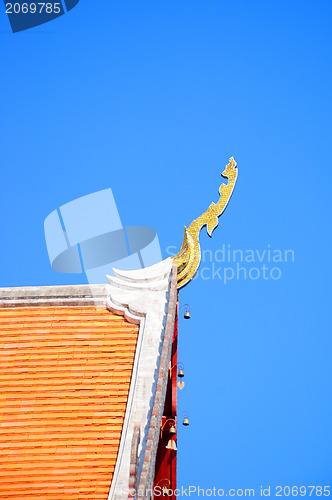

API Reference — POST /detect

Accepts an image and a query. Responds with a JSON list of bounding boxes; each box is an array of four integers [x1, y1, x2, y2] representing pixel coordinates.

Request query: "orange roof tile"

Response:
[[0, 306, 139, 499]]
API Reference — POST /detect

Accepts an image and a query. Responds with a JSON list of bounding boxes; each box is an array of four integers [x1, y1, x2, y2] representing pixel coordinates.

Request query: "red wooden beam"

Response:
[[153, 303, 178, 498]]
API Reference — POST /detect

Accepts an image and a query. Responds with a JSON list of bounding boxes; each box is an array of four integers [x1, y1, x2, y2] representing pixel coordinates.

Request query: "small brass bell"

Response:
[[163, 487, 169, 496], [184, 310, 191, 319], [182, 417, 189, 426], [178, 369, 184, 378], [169, 424, 176, 435]]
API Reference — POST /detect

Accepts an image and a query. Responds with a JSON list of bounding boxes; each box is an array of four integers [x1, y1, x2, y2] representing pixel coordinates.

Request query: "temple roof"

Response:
[[0, 305, 138, 499], [0, 258, 178, 500]]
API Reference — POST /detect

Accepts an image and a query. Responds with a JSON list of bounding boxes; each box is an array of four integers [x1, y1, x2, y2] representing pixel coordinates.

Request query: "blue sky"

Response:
[[1, 0, 331, 497]]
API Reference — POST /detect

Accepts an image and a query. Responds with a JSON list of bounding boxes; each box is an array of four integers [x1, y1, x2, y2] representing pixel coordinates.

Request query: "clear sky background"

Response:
[[1, 1, 331, 497]]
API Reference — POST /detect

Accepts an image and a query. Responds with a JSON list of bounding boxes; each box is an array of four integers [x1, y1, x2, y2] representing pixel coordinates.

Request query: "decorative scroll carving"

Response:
[[173, 157, 238, 289]]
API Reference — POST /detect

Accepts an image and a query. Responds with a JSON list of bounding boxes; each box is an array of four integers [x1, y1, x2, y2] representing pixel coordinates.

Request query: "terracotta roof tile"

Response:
[[0, 306, 139, 499]]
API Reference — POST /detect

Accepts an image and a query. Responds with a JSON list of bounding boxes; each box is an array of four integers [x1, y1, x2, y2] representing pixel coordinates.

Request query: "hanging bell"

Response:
[[178, 369, 184, 378], [163, 487, 169, 496], [169, 424, 176, 435], [184, 310, 191, 319], [166, 439, 177, 450], [182, 417, 189, 426]]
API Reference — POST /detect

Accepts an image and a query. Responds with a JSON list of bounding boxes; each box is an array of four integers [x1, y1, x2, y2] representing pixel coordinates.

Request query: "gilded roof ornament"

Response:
[[173, 157, 238, 289]]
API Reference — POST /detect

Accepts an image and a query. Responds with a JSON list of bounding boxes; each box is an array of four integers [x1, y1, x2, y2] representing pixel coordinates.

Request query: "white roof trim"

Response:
[[106, 257, 176, 500]]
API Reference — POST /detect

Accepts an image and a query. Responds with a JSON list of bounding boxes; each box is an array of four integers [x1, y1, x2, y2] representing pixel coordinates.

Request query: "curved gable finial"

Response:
[[173, 157, 238, 289]]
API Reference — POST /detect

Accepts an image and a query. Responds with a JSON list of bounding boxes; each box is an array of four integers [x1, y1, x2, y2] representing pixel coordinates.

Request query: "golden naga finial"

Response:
[[173, 157, 238, 289]]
